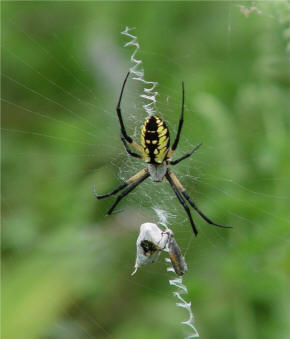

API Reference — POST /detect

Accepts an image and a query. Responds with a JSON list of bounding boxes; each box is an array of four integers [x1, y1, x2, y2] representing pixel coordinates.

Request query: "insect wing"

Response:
[[168, 236, 188, 276]]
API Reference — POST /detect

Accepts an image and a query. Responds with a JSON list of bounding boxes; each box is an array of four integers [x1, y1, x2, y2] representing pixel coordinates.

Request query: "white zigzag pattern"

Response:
[[154, 207, 199, 338], [121, 26, 158, 117]]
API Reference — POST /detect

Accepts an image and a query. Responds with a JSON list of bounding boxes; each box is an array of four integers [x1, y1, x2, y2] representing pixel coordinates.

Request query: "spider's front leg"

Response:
[[166, 170, 198, 236], [167, 170, 232, 230], [106, 170, 150, 215], [94, 168, 150, 215]]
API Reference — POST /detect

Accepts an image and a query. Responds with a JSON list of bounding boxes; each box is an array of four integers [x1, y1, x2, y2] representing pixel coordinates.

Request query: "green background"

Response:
[[2, 2, 290, 339]]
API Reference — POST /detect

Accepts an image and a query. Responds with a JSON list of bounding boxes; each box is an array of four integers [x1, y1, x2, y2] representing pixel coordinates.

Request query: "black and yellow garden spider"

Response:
[[94, 72, 231, 236]]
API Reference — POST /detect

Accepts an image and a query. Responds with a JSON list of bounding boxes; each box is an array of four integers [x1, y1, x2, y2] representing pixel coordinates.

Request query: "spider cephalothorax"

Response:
[[94, 72, 231, 236]]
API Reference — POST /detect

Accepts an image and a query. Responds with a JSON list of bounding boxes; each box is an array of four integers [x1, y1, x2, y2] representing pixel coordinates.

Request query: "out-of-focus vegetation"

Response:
[[2, 2, 290, 339]]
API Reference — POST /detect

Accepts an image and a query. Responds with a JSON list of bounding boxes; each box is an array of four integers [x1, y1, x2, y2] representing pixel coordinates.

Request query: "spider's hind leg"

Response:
[[167, 81, 185, 159], [121, 135, 142, 159], [116, 72, 143, 154], [168, 142, 202, 165]]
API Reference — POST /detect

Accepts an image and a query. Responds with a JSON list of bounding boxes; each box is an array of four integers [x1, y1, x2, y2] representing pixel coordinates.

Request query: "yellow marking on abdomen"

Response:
[[140, 115, 170, 164]]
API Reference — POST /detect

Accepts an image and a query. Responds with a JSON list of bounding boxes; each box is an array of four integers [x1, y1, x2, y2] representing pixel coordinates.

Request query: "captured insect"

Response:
[[94, 72, 231, 236], [140, 240, 161, 257], [167, 232, 188, 276], [132, 223, 187, 276], [132, 222, 169, 275]]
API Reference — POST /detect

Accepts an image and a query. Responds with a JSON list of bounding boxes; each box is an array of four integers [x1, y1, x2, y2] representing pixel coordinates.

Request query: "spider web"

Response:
[[121, 26, 159, 117], [2, 2, 290, 339], [121, 28, 200, 338]]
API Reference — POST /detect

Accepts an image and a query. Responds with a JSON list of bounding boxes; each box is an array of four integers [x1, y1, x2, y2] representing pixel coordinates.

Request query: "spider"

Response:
[[94, 72, 231, 236]]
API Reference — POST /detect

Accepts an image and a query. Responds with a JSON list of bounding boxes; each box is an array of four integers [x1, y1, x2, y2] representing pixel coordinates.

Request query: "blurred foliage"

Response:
[[2, 2, 290, 339]]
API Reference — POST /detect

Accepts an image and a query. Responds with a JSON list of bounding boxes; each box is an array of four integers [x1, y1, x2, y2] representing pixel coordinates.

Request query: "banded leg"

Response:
[[107, 171, 150, 215], [169, 142, 202, 165], [182, 191, 232, 229], [121, 135, 142, 159], [167, 81, 185, 159], [168, 170, 231, 230], [94, 182, 127, 199], [166, 171, 198, 236], [116, 72, 143, 153], [94, 168, 148, 199]]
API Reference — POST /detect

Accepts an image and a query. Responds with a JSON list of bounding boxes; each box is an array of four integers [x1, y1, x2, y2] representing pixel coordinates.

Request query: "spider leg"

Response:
[[167, 81, 184, 159], [116, 72, 143, 153], [169, 142, 202, 165], [182, 191, 232, 229], [94, 168, 148, 199], [121, 135, 142, 159], [168, 170, 232, 230], [93, 182, 127, 199], [107, 171, 150, 215], [165, 171, 198, 236]]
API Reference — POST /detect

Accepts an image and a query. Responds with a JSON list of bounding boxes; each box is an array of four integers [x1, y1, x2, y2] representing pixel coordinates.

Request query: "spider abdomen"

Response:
[[141, 115, 170, 164]]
